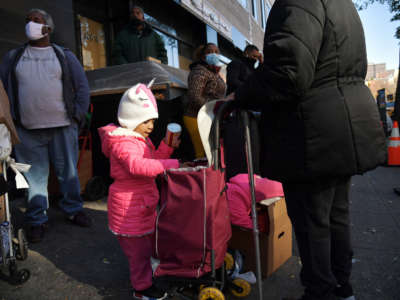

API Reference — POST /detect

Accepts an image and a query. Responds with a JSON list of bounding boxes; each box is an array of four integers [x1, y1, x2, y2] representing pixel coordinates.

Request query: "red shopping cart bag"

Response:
[[154, 163, 231, 278]]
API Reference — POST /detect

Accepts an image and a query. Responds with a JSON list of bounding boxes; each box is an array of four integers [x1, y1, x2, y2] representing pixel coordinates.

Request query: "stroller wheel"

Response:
[[230, 278, 251, 298], [198, 287, 225, 300], [9, 268, 30, 285], [16, 229, 28, 261], [224, 253, 234, 271]]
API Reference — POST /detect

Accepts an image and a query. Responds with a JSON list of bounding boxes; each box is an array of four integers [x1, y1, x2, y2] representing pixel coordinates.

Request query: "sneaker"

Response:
[[133, 285, 167, 300], [26, 223, 48, 243], [67, 211, 92, 227], [335, 283, 355, 300]]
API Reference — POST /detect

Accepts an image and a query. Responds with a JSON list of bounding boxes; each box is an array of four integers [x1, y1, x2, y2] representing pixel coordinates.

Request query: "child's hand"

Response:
[[179, 161, 194, 168], [166, 137, 181, 149]]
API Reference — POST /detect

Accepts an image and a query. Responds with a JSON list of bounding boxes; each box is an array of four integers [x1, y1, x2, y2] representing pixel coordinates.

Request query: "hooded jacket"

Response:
[[184, 61, 226, 117], [112, 22, 168, 65], [98, 123, 179, 236], [0, 43, 89, 127], [235, 0, 387, 182]]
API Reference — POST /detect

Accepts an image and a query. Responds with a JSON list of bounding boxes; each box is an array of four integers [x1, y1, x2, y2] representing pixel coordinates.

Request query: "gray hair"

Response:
[[27, 8, 55, 31], [132, 5, 144, 14]]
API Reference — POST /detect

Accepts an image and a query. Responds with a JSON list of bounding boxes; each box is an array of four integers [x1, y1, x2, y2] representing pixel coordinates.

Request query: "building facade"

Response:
[[0, 0, 274, 72]]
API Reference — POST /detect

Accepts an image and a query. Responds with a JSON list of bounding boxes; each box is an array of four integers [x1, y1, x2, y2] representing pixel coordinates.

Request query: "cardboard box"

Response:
[[229, 197, 292, 278], [0, 81, 20, 145]]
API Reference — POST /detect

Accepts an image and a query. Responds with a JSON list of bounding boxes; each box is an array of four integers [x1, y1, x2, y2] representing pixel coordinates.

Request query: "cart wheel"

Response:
[[9, 269, 30, 285], [84, 176, 107, 201], [224, 252, 234, 272], [16, 229, 28, 261], [230, 278, 251, 298], [198, 287, 225, 300]]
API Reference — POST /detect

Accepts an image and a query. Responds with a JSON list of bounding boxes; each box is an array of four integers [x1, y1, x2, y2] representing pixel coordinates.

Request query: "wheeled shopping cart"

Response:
[[153, 101, 264, 300]]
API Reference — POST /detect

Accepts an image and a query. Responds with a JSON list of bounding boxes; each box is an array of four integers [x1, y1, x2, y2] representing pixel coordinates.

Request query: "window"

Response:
[[155, 30, 179, 68], [78, 15, 106, 70], [260, 0, 266, 29], [237, 0, 248, 9], [231, 26, 247, 51], [206, 25, 218, 45], [251, 0, 258, 20], [145, 14, 179, 68], [265, 0, 271, 20]]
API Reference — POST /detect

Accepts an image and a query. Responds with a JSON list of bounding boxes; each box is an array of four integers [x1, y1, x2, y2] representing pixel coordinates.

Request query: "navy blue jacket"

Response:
[[0, 43, 90, 127]]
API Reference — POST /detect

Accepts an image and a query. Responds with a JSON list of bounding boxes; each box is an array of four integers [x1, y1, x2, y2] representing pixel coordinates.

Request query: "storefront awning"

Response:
[[86, 61, 189, 100]]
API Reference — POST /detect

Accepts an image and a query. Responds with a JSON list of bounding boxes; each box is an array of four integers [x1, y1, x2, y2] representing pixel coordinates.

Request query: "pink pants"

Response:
[[117, 234, 154, 291]]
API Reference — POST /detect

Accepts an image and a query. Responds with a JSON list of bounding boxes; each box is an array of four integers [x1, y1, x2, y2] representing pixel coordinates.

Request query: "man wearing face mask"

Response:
[[112, 6, 168, 65], [226, 45, 263, 95], [0, 8, 92, 243]]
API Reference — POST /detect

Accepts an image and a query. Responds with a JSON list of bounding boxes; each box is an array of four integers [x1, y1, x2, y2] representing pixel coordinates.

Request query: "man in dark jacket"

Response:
[[227, 0, 387, 299], [0, 9, 92, 243], [112, 6, 167, 65], [226, 44, 263, 94]]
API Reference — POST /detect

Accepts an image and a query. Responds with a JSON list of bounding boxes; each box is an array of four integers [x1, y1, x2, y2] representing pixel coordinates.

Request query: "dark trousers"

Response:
[[283, 177, 353, 300]]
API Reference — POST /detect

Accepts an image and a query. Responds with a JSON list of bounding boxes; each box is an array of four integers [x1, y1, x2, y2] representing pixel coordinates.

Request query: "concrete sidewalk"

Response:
[[1, 166, 400, 300]]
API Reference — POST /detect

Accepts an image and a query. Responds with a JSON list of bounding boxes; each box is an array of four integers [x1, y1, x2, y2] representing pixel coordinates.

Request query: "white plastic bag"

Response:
[[0, 124, 11, 161]]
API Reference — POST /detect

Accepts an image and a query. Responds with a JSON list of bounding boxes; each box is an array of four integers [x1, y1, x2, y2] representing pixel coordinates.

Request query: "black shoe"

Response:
[[334, 283, 355, 300], [394, 187, 400, 196], [133, 285, 166, 300], [67, 211, 92, 227], [26, 223, 48, 243]]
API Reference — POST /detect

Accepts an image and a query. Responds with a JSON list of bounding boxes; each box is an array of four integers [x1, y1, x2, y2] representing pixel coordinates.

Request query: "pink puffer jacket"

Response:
[[98, 124, 179, 236]]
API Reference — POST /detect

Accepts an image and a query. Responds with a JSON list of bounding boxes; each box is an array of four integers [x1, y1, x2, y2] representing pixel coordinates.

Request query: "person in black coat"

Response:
[[225, 1, 387, 300], [224, 44, 263, 179], [226, 44, 263, 95]]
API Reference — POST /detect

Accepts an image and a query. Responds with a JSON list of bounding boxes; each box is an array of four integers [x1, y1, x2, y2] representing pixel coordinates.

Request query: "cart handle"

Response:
[[212, 100, 238, 170]]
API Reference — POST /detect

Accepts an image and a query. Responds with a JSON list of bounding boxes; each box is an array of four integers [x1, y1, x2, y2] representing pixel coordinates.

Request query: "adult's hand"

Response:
[[257, 52, 263, 64], [222, 92, 235, 102]]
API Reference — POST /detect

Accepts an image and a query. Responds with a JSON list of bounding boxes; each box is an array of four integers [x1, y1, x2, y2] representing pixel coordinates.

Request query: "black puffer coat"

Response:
[[235, 0, 387, 183], [226, 56, 257, 94]]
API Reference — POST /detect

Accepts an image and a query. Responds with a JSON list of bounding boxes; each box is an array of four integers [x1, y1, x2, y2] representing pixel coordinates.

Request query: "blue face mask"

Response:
[[205, 53, 223, 67]]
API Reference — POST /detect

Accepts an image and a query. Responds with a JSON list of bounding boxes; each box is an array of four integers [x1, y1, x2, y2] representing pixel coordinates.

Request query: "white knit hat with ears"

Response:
[[117, 82, 159, 130]]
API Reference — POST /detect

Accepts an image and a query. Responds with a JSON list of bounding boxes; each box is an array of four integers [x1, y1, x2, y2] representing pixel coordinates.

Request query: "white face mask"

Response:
[[25, 21, 48, 41]]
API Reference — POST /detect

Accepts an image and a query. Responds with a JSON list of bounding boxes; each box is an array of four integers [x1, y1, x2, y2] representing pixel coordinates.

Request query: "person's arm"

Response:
[[0, 50, 14, 88], [227, 60, 245, 93], [112, 34, 129, 65], [235, 0, 325, 109], [65, 50, 90, 124], [112, 140, 179, 177], [186, 68, 210, 113], [154, 139, 175, 159], [155, 33, 168, 64]]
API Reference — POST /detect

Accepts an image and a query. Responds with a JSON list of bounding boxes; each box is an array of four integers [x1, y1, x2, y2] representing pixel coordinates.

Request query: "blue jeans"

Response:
[[14, 124, 83, 225]]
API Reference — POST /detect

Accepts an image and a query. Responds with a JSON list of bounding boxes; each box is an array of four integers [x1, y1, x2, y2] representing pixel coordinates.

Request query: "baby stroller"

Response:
[[0, 124, 30, 285], [153, 101, 263, 300]]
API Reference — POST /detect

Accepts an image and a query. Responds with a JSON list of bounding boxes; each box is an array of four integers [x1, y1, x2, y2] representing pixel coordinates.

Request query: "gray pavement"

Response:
[[1, 166, 400, 300]]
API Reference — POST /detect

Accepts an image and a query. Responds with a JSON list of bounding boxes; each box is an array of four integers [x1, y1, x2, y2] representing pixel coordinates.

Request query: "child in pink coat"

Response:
[[98, 83, 180, 300]]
